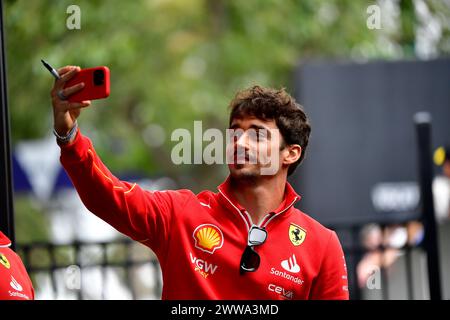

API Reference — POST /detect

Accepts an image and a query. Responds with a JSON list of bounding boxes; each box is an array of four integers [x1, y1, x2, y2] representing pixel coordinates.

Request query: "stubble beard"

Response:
[[229, 164, 261, 183]]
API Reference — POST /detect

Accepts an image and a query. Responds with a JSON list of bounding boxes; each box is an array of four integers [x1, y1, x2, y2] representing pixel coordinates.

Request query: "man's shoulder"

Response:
[[290, 207, 335, 239], [150, 188, 218, 208], [155, 188, 214, 199], [195, 189, 219, 206]]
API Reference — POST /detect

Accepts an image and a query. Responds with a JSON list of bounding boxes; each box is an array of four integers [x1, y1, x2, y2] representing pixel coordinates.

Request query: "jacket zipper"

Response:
[[219, 189, 298, 231]]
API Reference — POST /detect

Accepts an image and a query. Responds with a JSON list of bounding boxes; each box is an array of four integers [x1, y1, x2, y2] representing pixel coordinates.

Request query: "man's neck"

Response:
[[230, 174, 287, 226]]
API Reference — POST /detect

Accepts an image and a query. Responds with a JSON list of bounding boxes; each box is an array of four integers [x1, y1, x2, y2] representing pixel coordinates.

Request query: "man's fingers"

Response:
[[66, 100, 91, 110], [71, 109, 81, 119], [52, 66, 80, 92], [61, 82, 85, 97], [60, 66, 80, 82], [57, 66, 76, 76]]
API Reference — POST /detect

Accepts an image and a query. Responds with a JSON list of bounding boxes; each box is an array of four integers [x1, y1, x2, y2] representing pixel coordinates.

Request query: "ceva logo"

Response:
[[268, 283, 294, 300]]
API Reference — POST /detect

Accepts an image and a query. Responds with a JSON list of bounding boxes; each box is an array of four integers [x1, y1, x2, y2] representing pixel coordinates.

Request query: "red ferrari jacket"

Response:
[[0, 232, 34, 300], [60, 130, 349, 300]]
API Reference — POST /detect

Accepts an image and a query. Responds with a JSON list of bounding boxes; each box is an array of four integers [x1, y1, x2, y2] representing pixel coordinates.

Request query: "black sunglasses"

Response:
[[240, 225, 267, 274]]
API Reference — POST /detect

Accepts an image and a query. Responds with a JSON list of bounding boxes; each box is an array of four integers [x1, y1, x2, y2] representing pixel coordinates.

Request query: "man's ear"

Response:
[[283, 144, 302, 166]]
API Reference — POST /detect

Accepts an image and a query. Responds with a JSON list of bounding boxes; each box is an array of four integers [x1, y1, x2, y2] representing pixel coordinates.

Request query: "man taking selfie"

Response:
[[49, 65, 349, 300]]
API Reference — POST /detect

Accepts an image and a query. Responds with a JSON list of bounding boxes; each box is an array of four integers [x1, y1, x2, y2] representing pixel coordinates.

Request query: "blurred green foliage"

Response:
[[4, 0, 450, 193], [13, 195, 51, 243]]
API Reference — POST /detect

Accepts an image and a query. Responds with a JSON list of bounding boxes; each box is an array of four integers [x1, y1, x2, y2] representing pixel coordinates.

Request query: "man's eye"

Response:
[[257, 131, 267, 139], [228, 130, 243, 141]]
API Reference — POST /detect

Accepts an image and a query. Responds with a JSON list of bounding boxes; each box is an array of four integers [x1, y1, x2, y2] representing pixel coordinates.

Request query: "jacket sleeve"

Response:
[[59, 130, 193, 260], [310, 231, 349, 300]]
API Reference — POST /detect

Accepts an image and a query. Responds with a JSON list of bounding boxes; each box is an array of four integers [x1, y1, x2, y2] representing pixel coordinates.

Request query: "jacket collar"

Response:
[[0, 231, 12, 247], [217, 175, 301, 230]]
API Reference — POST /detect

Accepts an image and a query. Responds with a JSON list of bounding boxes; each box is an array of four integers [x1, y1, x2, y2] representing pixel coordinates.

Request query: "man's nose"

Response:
[[235, 131, 250, 151]]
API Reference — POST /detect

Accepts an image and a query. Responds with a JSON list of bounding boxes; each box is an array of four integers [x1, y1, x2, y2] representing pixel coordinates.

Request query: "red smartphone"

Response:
[[64, 66, 110, 102]]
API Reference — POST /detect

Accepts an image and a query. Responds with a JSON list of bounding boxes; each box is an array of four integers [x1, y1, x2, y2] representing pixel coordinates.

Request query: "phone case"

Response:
[[64, 66, 110, 102]]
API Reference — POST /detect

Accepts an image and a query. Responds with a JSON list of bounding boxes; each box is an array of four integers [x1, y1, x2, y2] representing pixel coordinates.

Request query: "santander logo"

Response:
[[281, 254, 300, 273], [10, 276, 23, 292]]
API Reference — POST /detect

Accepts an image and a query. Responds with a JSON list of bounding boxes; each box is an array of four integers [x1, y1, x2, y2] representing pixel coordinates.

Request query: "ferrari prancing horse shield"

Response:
[[289, 223, 306, 246], [0, 253, 10, 269]]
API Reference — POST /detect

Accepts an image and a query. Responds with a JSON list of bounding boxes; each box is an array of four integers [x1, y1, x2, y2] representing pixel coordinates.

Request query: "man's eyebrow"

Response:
[[249, 124, 272, 136], [249, 124, 268, 130], [228, 123, 272, 136]]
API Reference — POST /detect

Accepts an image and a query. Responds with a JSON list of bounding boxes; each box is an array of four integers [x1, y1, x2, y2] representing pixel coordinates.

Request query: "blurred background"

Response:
[[1, 0, 450, 299]]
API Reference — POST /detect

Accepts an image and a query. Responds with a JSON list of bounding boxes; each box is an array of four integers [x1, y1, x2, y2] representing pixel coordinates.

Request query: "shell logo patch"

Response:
[[289, 223, 307, 246], [193, 224, 224, 254], [0, 253, 10, 269]]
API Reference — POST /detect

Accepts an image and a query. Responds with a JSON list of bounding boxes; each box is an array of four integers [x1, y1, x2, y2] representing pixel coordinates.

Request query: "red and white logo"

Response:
[[189, 252, 219, 279], [268, 283, 294, 300], [281, 254, 300, 273], [8, 275, 30, 300], [10, 276, 23, 292]]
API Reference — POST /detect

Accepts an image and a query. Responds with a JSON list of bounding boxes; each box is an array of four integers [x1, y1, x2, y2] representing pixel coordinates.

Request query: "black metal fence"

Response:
[[16, 239, 162, 300], [330, 215, 428, 300]]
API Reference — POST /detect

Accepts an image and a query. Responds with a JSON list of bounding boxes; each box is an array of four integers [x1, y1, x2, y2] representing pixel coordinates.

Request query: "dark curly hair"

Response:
[[229, 85, 311, 176]]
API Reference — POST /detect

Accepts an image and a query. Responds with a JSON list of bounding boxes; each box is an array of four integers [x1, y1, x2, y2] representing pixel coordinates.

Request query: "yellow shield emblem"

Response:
[[193, 224, 224, 254], [0, 253, 10, 269], [289, 223, 306, 246]]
